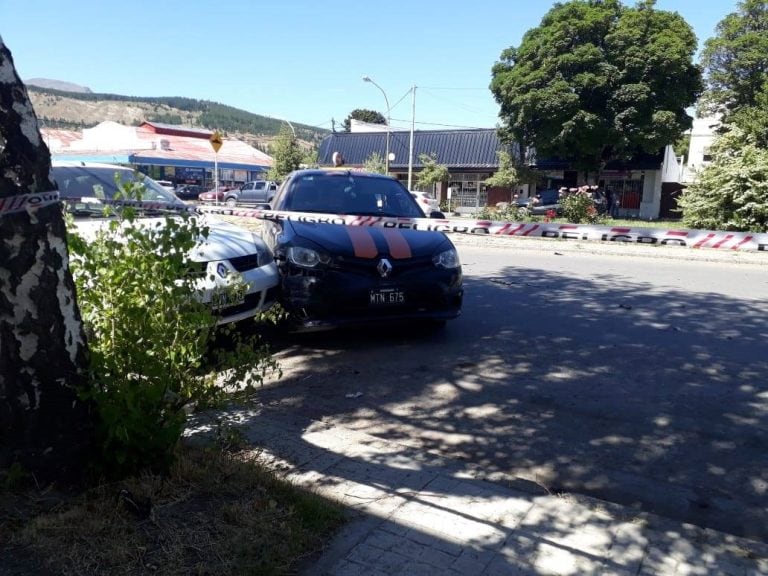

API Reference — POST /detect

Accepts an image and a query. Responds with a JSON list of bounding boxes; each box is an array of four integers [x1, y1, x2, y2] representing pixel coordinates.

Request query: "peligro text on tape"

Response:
[[194, 204, 768, 252], [30, 196, 768, 253], [0, 191, 60, 216]]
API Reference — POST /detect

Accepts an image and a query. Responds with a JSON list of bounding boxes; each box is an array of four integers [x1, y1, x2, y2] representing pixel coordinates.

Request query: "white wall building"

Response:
[[683, 116, 721, 183]]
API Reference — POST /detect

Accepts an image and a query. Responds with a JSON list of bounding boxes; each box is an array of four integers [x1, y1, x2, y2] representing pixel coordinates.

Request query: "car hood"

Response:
[[287, 220, 450, 259], [70, 216, 265, 262]]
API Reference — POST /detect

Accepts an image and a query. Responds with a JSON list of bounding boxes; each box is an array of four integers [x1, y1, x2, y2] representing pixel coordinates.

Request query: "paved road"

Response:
[[243, 235, 768, 543]]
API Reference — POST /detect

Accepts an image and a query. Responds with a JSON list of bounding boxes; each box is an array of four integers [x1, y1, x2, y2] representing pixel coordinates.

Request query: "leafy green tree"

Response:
[[490, 0, 701, 174], [484, 150, 520, 188], [699, 0, 768, 120], [301, 147, 319, 168], [674, 134, 691, 163], [678, 127, 768, 232], [267, 125, 303, 181], [363, 151, 387, 174], [342, 109, 386, 132], [415, 153, 450, 191], [728, 84, 768, 148]]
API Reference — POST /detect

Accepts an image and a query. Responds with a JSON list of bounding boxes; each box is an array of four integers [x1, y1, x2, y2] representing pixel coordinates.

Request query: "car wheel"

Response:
[[226, 198, 237, 207]]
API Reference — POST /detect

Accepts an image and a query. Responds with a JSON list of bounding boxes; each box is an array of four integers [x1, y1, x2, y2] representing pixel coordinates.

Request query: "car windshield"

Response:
[[283, 173, 424, 218], [53, 165, 183, 216]]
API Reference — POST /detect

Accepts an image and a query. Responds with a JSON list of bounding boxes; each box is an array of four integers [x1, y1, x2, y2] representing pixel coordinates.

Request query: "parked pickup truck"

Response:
[[224, 180, 278, 206]]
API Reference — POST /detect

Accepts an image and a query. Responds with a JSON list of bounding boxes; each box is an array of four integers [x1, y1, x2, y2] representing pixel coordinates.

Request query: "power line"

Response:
[[389, 117, 496, 130]]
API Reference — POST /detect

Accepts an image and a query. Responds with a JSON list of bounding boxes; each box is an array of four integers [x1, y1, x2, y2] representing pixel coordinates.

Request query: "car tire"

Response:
[[226, 197, 237, 207]]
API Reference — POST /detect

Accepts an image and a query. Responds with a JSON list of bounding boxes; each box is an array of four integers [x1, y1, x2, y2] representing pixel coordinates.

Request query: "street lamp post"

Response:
[[362, 75, 390, 174]]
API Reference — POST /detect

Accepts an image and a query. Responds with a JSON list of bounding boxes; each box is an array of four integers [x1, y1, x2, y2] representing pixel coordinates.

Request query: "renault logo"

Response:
[[377, 258, 393, 278]]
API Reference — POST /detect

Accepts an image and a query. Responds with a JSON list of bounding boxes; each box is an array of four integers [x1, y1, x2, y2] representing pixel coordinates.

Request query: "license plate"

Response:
[[211, 284, 246, 310], [369, 287, 405, 305]]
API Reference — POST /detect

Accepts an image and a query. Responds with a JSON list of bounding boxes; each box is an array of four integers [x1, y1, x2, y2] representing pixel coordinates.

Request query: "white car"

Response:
[[52, 162, 279, 325], [410, 190, 441, 216]]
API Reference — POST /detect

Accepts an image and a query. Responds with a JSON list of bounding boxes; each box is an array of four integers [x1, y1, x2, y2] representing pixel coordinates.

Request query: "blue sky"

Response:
[[2, 0, 736, 132]]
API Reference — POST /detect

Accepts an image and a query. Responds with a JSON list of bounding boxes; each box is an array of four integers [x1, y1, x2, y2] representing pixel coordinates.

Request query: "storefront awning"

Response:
[[129, 155, 268, 172]]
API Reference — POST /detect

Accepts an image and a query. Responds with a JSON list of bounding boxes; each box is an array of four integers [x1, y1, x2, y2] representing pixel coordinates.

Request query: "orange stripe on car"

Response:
[[382, 229, 412, 259], [346, 226, 378, 258]]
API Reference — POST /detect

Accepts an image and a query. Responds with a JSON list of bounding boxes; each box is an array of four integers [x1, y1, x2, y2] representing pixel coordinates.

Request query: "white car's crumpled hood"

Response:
[[193, 217, 264, 262]]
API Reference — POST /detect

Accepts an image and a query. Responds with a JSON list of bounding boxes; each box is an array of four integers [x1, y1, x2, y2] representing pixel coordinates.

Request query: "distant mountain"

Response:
[[26, 78, 92, 93], [25, 80, 326, 149]]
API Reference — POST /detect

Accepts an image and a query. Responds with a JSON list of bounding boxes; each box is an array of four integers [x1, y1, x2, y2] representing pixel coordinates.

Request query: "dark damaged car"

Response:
[[261, 169, 463, 331]]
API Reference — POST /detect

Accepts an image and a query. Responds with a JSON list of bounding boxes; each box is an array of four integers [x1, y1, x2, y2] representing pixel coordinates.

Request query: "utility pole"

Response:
[[407, 85, 417, 191]]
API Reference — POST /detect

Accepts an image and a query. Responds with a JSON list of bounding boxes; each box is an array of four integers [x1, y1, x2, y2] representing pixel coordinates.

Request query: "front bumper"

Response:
[[279, 263, 463, 331], [195, 261, 280, 325]]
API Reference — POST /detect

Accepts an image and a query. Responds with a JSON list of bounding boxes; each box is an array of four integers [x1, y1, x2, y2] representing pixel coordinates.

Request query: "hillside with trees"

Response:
[[26, 84, 328, 149]]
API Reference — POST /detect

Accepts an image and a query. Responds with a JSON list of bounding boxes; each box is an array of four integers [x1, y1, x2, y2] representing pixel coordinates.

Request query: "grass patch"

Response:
[[1, 444, 345, 575]]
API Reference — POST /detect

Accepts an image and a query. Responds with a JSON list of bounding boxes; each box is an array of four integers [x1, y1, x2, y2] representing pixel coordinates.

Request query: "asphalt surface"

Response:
[[232, 232, 768, 541]]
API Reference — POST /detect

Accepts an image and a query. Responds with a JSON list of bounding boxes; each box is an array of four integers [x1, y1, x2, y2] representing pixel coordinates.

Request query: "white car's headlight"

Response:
[[433, 248, 460, 269], [287, 246, 329, 268]]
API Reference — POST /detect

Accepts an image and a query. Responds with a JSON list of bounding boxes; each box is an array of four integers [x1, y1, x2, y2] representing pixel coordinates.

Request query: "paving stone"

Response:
[[395, 537, 457, 570], [405, 526, 468, 557], [230, 417, 768, 576], [361, 528, 405, 552], [451, 547, 498, 574], [345, 542, 386, 566], [603, 520, 649, 575]]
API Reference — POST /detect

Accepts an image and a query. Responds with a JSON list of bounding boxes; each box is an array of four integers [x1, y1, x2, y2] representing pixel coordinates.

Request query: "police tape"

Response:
[[2, 193, 767, 252], [0, 191, 60, 216], [194, 204, 768, 252]]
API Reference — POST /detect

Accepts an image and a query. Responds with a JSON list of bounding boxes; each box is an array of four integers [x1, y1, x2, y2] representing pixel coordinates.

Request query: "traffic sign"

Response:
[[210, 131, 223, 153]]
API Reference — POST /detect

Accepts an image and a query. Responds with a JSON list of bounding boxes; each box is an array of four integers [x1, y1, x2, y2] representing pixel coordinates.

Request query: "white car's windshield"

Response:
[[53, 165, 183, 216]]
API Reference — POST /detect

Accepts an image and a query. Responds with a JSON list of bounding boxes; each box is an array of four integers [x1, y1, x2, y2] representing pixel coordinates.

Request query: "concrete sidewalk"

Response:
[[200, 411, 768, 576]]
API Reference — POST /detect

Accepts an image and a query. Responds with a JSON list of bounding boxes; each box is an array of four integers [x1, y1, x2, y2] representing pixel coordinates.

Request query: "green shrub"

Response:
[[560, 189, 602, 224], [679, 127, 768, 232], [477, 203, 537, 222], [67, 177, 279, 478]]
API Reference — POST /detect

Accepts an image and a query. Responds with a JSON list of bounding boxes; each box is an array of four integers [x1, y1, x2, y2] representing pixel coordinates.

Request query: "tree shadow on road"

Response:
[[188, 261, 768, 572]]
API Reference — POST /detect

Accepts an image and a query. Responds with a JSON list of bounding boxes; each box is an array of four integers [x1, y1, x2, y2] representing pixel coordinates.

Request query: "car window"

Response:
[[282, 173, 424, 217], [53, 166, 178, 203]]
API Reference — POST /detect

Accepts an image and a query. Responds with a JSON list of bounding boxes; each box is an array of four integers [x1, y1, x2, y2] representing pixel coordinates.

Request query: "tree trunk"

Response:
[[0, 38, 93, 486]]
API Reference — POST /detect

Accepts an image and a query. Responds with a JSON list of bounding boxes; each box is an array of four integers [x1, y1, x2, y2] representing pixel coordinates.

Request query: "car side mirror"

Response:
[[429, 210, 445, 219]]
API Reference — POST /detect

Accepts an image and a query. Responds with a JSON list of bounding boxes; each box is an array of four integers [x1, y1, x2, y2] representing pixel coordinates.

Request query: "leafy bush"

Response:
[[477, 203, 537, 222], [560, 188, 602, 224], [679, 127, 768, 232], [67, 177, 279, 477]]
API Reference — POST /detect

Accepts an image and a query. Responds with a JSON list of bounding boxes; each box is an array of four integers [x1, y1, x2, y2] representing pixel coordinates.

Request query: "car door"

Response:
[[237, 182, 255, 204], [241, 181, 269, 204]]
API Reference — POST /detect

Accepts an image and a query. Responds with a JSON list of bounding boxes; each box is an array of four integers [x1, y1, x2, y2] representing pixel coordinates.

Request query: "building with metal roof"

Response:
[[318, 128, 682, 219], [42, 121, 273, 189]]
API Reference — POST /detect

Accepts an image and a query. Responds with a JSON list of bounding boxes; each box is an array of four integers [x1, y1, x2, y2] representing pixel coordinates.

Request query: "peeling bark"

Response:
[[0, 37, 93, 486]]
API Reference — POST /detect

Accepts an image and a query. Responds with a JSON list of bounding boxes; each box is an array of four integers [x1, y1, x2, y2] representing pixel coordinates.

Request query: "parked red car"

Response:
[[198, 186, 233, 203]]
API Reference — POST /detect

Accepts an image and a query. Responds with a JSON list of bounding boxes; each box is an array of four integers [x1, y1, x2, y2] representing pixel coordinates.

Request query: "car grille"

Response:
[[330, 255, 435, 277], [229, 253, 261, 271]]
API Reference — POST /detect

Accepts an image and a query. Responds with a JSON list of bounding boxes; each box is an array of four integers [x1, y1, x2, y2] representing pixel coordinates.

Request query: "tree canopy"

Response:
[[699, 0, 768, 119], [415, 154, 450, 190], [267, 125, 303, 181], [490, 0, 702, 173], [342, 108, 386, 132], [699, 0, 768, 147]]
